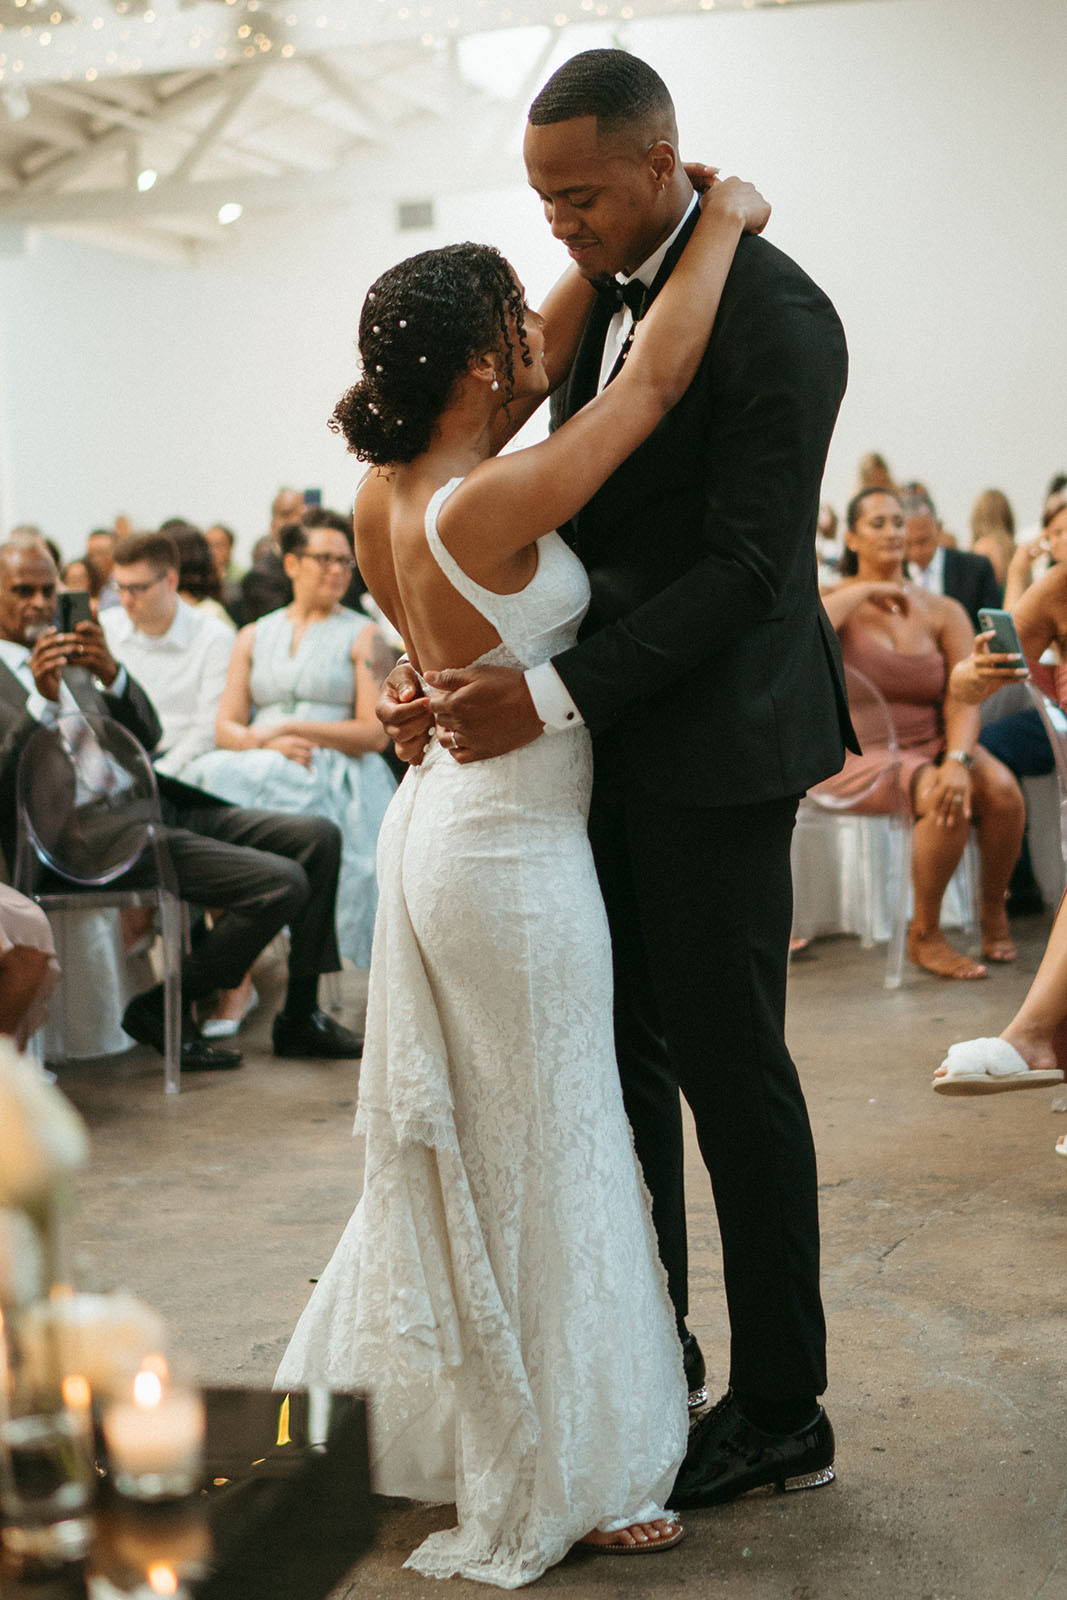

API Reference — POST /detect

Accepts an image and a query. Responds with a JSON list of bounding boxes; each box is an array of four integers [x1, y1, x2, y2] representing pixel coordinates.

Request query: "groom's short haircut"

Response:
[[528, 48, 677, 147]]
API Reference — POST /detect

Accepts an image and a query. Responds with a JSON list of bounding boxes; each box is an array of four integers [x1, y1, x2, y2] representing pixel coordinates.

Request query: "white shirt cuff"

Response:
[[25, 690, 60, 724], [524, 662, 584, 734], [101, 665, 128, 697]]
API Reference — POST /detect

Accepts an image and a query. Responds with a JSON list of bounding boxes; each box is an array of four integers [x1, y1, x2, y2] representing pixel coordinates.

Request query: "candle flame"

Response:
[[147, 1563, 179, 1595], [133, 1369, 163, 1408], [62, 1373, 91, 1410]]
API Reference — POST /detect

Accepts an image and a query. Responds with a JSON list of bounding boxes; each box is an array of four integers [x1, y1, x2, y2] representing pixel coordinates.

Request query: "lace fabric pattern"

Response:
[[275, 481, 688, 1586]]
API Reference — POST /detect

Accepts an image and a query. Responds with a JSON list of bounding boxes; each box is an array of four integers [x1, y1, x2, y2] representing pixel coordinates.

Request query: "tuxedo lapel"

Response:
[[564, 297, 613, 419], [0, 659, 29, 718]]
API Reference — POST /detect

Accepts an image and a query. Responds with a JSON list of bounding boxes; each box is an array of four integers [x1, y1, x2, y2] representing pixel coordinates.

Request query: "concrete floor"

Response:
[[54, 919, 1067, 1600]]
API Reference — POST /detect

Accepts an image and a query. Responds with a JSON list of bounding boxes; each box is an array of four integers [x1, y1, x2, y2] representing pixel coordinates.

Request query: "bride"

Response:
[[275, 174, 770, 1586]]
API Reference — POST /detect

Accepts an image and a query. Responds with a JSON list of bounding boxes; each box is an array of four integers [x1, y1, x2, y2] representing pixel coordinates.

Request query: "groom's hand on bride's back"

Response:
[[425, 666, 544, 764], [377, 663, 434, 767]]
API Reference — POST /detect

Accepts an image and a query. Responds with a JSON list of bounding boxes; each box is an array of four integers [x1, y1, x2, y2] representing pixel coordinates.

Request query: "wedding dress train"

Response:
[[275, 479, 687, 1587]]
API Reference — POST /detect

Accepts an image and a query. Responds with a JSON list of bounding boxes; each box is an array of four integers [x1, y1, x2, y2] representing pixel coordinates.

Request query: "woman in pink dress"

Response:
[[820, 487, 1025, 980]]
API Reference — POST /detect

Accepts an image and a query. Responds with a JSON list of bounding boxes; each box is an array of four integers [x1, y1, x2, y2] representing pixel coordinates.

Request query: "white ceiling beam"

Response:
[[166, 72, 259, 183], [7, 103, 88, 159], [0, 116, 519, 224], [35, 84, 162, 136], [302, 56, 382, 143], [19, 68, 236, 192]]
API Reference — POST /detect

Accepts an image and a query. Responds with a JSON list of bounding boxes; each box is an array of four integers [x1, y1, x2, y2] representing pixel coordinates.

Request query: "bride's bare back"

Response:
[[354, 466, 539, 676]]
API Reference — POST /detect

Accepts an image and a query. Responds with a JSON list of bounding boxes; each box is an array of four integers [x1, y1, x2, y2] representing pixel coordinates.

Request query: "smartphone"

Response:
[[56, 590, 92, 633], [303, 488, 323, 508], [977, 608, 1024, 659]]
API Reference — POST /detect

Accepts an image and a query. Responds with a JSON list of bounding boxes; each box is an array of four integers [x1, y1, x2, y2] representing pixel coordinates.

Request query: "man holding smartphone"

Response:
[[0, 539, 362, 1071]]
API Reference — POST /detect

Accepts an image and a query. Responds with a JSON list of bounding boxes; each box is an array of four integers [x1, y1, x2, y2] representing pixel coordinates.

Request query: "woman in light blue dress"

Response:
[[185, 519, 396, 971]]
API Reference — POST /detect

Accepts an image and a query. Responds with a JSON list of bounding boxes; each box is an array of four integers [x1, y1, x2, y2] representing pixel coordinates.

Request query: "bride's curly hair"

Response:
[[330, 243, 531, 467]]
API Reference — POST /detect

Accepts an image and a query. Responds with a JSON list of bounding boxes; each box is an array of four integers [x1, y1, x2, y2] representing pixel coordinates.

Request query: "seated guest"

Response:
[[86, 528, 120, 610], [169, 524, 236, 631], [930, 885, 1067, 1159], [903, 485, 1001, 625], [1015, 473, 1066, 549], [101, 532, 234, 779], [205, 523, 245, 622], [237, 488, 305, 625], [0, 541, 359, 1069], [855, 450, 897, 495], [184, 519, 395, 969], [1003, 494, 1067, 609], [975, 530, 1067, 785], [0, 883, 60, 1048], [969, 488, 1016, 590], [971, 518, 1067, 911], [60, 557, 103, 609], [821, 488, 1025, 980]]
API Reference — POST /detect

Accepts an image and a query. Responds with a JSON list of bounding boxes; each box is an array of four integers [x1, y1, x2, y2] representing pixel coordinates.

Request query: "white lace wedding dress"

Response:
[[275, 478, 687, 1588]]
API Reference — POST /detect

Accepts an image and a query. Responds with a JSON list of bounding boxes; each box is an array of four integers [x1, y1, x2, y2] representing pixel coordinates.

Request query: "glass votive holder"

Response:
[[0, 1302, 96, 1568], [102, 1361, 205, 1503]]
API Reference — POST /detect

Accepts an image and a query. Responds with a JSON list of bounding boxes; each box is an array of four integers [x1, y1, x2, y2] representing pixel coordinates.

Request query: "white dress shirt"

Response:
[[101, 598, 234, 777], [525, 195, 701, 733], [907, 545, 946, 595]]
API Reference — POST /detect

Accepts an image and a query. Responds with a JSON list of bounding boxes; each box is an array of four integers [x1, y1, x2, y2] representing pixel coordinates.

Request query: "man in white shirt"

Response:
[[101, 532, 234, 778]]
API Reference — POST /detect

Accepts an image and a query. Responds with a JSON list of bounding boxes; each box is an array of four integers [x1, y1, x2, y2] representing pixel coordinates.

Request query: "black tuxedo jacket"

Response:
[[550, 217, 857, 805], [941, 548, 1001, 629], [0, 661, 221, 869]]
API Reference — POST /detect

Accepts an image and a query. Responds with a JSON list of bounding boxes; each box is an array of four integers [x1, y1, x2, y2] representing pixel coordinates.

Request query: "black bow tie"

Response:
[[595, 276, 648, 319]]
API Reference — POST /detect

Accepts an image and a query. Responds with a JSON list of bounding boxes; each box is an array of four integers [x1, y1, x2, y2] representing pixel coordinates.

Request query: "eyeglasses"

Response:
[[299, 553, 356, 573], [115, 573, 168, 597]]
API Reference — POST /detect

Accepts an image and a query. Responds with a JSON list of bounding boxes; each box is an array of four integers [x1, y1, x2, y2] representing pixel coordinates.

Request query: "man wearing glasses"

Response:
[[0, 537, 361, 1071], [102, 531, 234, 778]]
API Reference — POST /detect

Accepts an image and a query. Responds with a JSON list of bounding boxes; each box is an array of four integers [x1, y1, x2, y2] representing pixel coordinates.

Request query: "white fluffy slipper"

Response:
[[932, 1037, 1064, 1095]]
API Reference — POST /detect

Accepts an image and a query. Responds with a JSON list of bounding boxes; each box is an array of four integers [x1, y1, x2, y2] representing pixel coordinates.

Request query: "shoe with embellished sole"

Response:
[[682, 1331, 708, 1412], [668, 1391, 835, 1510]]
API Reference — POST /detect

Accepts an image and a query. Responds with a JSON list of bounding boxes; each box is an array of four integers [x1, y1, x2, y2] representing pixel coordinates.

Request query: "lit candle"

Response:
[[102, 1362, 205, 1501]]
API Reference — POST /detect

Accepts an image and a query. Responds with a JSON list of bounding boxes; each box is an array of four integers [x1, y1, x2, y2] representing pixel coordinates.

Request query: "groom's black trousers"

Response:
[[587, 781, 826, 1422]]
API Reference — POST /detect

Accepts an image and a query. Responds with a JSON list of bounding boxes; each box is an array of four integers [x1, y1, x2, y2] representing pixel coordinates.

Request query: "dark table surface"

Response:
[[2, 1387, 375, 1600]]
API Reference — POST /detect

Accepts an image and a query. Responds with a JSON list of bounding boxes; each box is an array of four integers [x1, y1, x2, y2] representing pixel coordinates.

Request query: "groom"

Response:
[[382, 49, 856, 1505]]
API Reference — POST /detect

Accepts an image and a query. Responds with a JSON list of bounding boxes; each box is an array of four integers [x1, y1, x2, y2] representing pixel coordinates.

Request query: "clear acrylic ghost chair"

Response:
[[797, 667, 913, 988], [796, 667, 981, 987], [14, 713, 186, 1095]]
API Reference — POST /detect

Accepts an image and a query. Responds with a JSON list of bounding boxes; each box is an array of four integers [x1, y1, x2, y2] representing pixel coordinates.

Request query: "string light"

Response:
[[217, 201, 243, 224], [0, 2, 808, 98], [136, 167, 157, 190]]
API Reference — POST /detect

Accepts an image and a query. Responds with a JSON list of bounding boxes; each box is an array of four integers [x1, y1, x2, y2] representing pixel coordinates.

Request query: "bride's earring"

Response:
[[491, 377, 500, 391]]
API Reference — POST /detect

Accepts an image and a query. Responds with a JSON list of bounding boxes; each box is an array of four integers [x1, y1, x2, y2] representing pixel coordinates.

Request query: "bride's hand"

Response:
[[683, 161, 719, 194], [700, 175, 771, 237]]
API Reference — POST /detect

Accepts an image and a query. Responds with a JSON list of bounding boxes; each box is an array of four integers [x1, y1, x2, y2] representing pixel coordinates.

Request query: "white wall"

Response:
[[1, 0, 1065, 558]]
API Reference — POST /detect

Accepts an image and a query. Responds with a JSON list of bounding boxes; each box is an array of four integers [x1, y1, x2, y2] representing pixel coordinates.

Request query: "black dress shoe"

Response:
[[681, 1332, 708, 1412], [122, 990, 242, 1072], [668, 1391, 835, 1509], [272, 1009, 364, 1061]]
